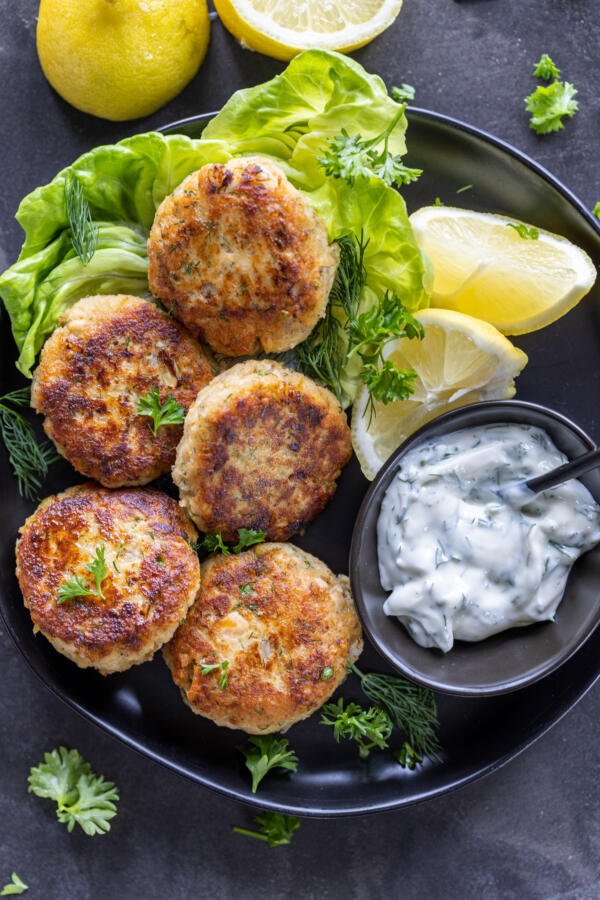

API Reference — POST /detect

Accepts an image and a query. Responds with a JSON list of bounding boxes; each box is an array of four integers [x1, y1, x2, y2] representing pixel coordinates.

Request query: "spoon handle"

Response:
[[526, 446, 600, 495]]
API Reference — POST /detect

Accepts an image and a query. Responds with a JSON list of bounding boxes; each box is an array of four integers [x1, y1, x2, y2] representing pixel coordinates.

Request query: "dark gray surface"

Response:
[[0, 1, 599, 897]]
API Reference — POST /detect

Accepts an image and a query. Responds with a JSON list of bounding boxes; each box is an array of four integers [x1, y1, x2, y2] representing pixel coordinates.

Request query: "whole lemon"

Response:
[[36, 0, 210, 121]]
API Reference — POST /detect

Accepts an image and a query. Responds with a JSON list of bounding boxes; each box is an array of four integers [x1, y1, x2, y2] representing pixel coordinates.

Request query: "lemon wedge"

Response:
[[213, 0, 403, 60], [409, 207, 597, 335], [351, 308, 528, 479]]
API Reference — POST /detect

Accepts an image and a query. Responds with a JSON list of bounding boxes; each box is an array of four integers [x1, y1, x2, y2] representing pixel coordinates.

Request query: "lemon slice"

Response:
[[352, 308, 528, 479], [213, 0, 403, 60], [409, 207, 597, 335]]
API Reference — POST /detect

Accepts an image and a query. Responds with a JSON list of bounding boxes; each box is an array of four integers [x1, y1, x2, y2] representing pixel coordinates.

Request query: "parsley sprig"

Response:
[[136, 387, 185, 435], [392, 83, 415, 102], [0, 387, 59, 501], [296, 233, 424, 412], [233, 812, 300, 847], [237, 735, 299, 793], [28, 747, 119, 836], [200, 659, 230, 689], [318, 106, 422, 190], [0, 874, 27, 896], [525, 54, 578, 135], [58, 546, 108, 605], [201, 528, 266, 555], [321, 698, 393, 759], [506, 222, 539, 241], [64, 173, 98, 265]]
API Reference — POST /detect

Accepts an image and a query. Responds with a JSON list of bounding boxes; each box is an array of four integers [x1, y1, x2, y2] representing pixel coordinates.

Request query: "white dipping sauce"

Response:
[[377, 424, 600, 652]]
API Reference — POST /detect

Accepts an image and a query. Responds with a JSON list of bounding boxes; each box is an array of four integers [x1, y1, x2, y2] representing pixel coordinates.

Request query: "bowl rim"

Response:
[[350, 398, 600, 697]]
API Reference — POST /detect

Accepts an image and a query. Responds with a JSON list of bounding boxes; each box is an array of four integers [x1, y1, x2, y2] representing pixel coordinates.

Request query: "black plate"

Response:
[[1, 109, 599, 817]]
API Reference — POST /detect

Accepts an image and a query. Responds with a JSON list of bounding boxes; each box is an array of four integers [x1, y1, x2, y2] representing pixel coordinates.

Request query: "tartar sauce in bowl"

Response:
[[377, 423, 600, 652]]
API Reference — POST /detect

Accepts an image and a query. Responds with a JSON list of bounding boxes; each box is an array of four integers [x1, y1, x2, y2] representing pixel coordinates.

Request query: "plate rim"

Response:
[[2, 106, 600, 817]]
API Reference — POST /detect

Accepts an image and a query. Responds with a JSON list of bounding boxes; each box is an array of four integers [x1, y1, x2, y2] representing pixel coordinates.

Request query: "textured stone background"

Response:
[[0, 1, 599, 898]]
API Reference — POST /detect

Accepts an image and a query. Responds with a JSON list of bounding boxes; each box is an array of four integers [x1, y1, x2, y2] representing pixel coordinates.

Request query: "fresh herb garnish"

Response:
[[296, 233, 424, 412], [506, 222, 539, 240], [233, 528, 267, 552], [393, 742, 423, 770], [64, 173, 98, 265], [86, 546, 107, 598], [318, 106, 422, 190], [525, 55, 578, 134], [533, 53, 560, 81], [28, 747, 119, 835], [320, 698, 393, 759], [58, 546, 108, 604], [392, 83, 415, 102], [201, 529, 266, 556], [237, 735, 299, 793], [200, 659, 229, 689], [233, 812, 300, 847], [0, 387, 59, 501], [0, 874, 28, 896], [136, 387, 185, 435], [350, 662, 441, 761], [57, 575, 95, 605]]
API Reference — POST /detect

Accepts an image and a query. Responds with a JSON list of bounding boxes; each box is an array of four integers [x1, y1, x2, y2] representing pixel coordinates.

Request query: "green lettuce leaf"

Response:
[[0, 49, 428, 385]]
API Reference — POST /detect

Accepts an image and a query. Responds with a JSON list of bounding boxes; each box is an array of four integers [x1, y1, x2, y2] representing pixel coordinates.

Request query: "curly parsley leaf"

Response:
[[506, 222, 539, 240], [201, 532, 230, 555], [136, 387, 185, 435], [233, 812, 300, 847], [0, 874, 28, 896], [350, 662, 441, 761], [57, 575, 95, 605], [318, 106, 421, 190], [232, 528, 266, 553], [0, 388, 59, 501], [86, 546, 107, 598], [320, 698, 393, 759], [361, 361, 417, 407], [526, 80, 578, 134], [393, 742, 423, 770], [533, 53, 560, 81], [28, 747, 119, 836], [64, 173, 98, 265], [200, 659, 229, 689], [237, 735, 299, 793], [391, 83, 415, 102]]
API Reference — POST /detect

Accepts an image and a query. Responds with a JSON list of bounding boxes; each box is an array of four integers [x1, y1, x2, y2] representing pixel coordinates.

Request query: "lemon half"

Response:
[[37, 0, 210, 121], [409, 206, 597, 335], [214, 0, 403, 60], [352, 308, 528, 479]]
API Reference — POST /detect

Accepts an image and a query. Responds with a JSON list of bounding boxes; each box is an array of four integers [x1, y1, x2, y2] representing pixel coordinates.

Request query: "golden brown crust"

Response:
[[163, 543, 363, 733], [172, 359, 352, 541], [147, 157, 339, 356], [31, 294, 214, 487], [16, 483, 200, 675]]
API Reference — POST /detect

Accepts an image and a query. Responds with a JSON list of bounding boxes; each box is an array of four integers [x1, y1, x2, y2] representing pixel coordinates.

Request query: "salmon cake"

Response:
[[172, 359, 352, 541], [16, 483, 200, 675], [31, 294, 214, 487], [163, 543, 363, 733], [147, 157, 339, 356]]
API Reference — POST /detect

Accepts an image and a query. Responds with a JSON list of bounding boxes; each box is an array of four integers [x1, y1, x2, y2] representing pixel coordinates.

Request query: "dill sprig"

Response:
[[64, 173, 98, 265], [350, 662, 441, 762], [0, 387, 59, 501]]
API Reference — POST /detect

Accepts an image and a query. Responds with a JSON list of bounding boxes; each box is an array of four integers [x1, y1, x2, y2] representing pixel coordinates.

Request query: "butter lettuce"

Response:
[[0, 49, 428, 381]]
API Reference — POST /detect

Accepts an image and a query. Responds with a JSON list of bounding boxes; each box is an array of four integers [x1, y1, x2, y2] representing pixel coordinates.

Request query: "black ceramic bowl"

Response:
[[350, 400, 600, 696]]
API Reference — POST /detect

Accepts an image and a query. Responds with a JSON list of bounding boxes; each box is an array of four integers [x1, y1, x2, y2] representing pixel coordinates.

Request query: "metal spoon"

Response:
[[500, 445, 600, 506]]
